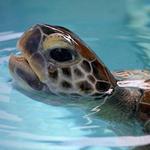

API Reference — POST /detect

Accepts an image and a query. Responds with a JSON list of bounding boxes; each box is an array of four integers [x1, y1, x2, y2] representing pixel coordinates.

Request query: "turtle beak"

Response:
[[9, 25, 47, 91], [15, 24, 49, 82], [9, 55, 45, 91]]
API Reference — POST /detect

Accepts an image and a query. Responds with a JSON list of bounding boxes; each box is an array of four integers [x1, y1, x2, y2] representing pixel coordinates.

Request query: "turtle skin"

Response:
[[114, 70, 150, 132]]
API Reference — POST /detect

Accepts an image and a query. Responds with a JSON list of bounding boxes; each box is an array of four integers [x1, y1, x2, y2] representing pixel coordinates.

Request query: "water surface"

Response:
[[0, 0, 150, 149]]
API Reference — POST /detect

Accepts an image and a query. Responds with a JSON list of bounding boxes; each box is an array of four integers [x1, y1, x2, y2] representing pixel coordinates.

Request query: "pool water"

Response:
[[0, 0, 150, 149]]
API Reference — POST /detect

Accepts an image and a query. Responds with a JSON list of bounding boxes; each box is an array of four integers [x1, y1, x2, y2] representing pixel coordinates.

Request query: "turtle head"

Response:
[[9, 24, 117, 96]]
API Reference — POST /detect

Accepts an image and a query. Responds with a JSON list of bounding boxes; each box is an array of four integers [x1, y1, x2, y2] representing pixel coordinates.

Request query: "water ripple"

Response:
[[0, 124, 16, 130], [0, 110, 22, 122], [0, 95, 10, 103], [0, 130, 150, 147], [0, 31, 22, 42], [0, 83, 11, 94]]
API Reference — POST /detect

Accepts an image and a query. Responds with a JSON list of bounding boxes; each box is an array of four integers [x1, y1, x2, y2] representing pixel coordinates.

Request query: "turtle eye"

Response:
[[49, 48, 76, 62]]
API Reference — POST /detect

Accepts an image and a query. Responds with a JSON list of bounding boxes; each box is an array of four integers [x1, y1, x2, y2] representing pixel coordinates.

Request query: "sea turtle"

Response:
[[8, 24, 150, 132]]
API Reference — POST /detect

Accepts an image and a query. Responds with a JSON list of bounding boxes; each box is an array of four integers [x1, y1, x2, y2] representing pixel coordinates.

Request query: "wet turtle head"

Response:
[[9, 24, 117, 96]]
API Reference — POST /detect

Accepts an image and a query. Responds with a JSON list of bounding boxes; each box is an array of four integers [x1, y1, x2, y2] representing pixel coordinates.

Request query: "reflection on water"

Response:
[[0, 0, 150, 150]]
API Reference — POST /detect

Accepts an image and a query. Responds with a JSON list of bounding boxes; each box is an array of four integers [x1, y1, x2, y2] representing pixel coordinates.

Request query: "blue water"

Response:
[[0, 0, 150, 149]]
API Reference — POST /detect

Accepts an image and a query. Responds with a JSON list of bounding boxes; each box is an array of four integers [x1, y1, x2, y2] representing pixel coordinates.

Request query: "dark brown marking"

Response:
[[25, 28, 41, 54], [40, 25, 56, 35], [88, 75, 96, 83], [61, 81, 72, 89], [62, 67, 71, 78], [77, 81, 93, 93], [96, 81, 111, 92], [139, 90, 150, 120], [74, 68, 84, 77], [145, 79, 150, 83], [16, 68, 44, 91], [81, 60, 91, 72], [142, 90, 150, 104], [91, 60, 104, 80], [42, 35, 46, 41], [73, 40, 96, 61], [48, 70, 58, 80], [91, 60, 117, 86], [56, 26, 75, 34]]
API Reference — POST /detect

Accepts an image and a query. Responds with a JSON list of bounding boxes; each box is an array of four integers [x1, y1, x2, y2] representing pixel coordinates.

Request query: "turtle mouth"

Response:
[[8, 25, 49, 91], [9, 54, 45, 91]]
